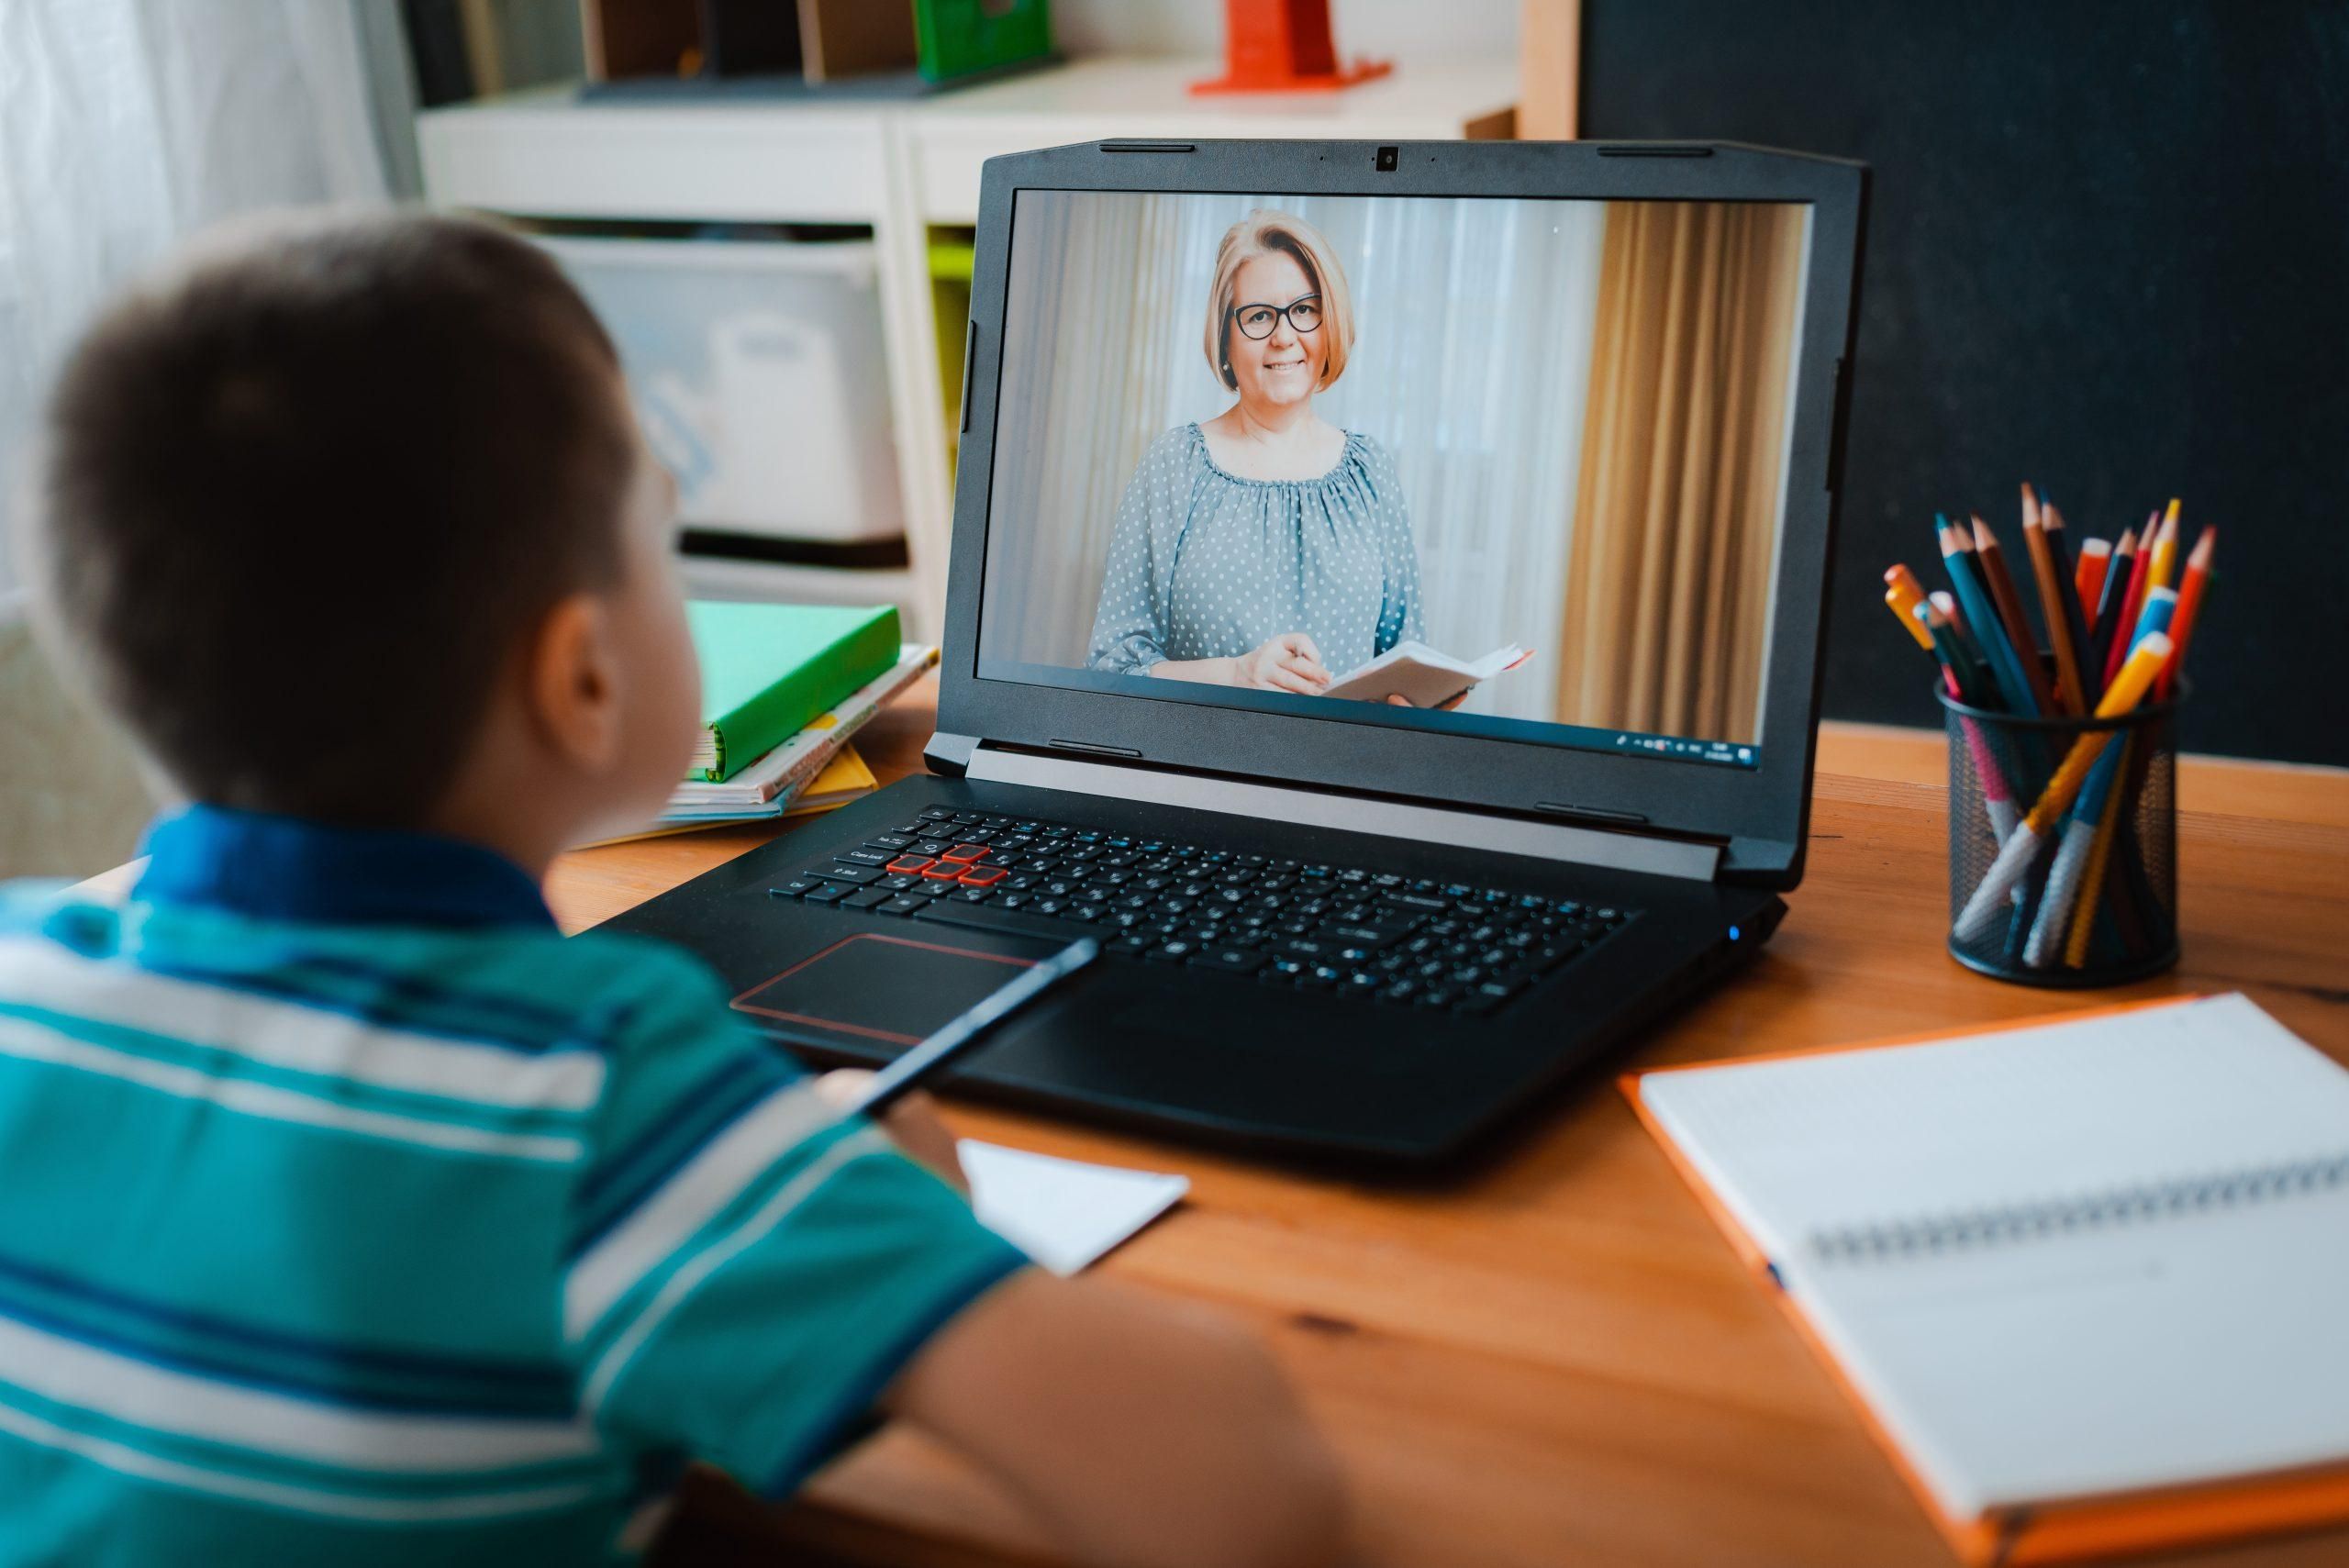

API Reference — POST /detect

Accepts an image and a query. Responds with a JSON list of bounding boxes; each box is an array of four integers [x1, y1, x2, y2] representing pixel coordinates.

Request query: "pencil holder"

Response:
[[1941, 682, 2181, 986]]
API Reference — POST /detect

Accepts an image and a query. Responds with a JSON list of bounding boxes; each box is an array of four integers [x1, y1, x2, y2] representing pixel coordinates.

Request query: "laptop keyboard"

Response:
[[766, 806, 1638, 1018]]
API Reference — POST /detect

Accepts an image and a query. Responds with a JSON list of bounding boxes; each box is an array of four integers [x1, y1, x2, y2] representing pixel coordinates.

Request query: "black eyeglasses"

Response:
[[1230, 294, 1323, 340]]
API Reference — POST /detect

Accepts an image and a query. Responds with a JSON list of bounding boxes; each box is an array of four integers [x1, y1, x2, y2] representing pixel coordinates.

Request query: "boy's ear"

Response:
[[526, 592, 623, 772]]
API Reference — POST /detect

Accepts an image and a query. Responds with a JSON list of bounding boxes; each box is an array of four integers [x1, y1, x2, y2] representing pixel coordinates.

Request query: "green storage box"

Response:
[[915, 0, 1052, 83]]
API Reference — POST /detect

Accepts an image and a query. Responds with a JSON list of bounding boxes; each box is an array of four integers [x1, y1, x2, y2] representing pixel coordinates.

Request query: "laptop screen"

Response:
[[974, 189, 1814, 773]]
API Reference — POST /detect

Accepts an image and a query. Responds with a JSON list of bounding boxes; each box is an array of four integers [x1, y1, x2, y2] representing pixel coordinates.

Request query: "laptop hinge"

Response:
[[963, 744, 1721, 883]]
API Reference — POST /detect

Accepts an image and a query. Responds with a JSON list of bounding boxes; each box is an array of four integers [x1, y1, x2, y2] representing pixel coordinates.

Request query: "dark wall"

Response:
[[1583, 3, 2349, 765]]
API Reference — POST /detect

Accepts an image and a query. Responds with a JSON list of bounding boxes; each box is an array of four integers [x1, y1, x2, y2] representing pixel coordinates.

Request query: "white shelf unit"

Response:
[[417, 56, 1519, 636]]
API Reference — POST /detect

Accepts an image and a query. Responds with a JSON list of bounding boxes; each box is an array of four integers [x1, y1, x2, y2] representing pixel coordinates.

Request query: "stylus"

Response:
[[841, 937, 1100, 1119]]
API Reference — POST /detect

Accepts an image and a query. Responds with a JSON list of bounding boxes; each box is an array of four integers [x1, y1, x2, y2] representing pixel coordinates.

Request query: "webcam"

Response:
[[1375, 145, 1399, 172]]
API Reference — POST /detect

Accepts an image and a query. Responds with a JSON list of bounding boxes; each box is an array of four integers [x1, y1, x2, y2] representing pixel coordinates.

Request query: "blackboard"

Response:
[[1583, 2, 2349, 766]]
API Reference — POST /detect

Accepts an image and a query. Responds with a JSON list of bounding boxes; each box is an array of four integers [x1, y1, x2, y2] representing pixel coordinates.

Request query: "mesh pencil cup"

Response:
[[1940, 681, 2181, 986]]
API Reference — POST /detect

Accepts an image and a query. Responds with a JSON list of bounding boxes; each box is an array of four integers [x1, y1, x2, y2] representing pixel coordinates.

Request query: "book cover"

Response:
[[672, 643, 937, 808], [688, 602, 900, 782]]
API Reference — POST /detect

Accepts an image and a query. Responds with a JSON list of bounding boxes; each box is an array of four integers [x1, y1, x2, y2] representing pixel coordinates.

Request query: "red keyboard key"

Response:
[[885, 855, 935, 873], [940, 843, 987, 864], [958, 865, 1008, 886], [922, 862, 967, 880]]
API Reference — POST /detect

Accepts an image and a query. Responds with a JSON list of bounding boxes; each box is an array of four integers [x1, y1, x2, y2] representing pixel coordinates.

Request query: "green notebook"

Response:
[[687, 602, 901, 783]]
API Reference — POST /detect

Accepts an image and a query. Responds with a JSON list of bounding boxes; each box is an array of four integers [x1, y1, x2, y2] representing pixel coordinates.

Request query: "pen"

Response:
[[839, 938, 1099, 1119]]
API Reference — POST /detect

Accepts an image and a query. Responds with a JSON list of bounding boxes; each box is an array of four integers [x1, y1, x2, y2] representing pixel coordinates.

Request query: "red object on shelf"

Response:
[[1190, 0, 1393, 95]]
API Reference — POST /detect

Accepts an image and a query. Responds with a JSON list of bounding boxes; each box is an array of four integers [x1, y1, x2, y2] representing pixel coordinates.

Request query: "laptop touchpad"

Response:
[[730, 931, 1047, 1052]]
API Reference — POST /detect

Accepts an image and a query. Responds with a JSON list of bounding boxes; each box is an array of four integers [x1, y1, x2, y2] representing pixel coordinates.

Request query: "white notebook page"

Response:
[[1638, 995, 2349, 1518]]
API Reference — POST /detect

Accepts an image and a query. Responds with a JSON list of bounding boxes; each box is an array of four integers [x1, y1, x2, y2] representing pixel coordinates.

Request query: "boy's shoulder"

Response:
[[0, 877, 742, 1059]]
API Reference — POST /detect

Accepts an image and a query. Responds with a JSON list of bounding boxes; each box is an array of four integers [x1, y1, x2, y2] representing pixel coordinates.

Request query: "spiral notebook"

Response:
[[1624, 994, 2349, 1566]]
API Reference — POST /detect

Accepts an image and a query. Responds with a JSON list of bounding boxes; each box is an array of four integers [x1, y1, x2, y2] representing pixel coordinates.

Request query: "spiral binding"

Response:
[[1808, 1151, 2349, 1264]]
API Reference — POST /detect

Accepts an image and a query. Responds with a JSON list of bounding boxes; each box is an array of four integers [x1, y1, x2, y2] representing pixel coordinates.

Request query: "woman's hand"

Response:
[[1232, 632, 1331, 695], [1386, 691, 1468, 711]]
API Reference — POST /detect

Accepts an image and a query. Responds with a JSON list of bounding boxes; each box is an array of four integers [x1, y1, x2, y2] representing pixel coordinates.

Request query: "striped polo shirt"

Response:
[[0, 806, 1029, 1566]]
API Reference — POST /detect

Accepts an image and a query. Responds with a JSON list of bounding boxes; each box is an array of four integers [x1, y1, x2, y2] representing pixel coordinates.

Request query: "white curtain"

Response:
[[0, 0, 392, 591], [980, 189, 1605, 721]]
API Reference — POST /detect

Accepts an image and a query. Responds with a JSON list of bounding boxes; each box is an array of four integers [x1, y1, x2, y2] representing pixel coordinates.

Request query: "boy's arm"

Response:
[[881, 1269, 1349, 1568]]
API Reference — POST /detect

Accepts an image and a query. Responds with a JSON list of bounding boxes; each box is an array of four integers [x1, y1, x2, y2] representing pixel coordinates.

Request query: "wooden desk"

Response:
[[557, 680, 2349, 1568]]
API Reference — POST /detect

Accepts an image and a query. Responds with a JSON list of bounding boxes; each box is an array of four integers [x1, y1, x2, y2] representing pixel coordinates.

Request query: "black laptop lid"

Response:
[[939, 140, 1867, 886]]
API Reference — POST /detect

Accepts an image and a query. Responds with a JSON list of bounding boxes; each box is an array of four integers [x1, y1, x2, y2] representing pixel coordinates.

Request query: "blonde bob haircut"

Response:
[[1203, 209, 1355, 393]]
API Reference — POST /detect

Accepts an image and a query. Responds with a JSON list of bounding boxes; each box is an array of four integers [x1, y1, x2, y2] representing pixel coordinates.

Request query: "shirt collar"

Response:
[[134, 805, 556, 931]]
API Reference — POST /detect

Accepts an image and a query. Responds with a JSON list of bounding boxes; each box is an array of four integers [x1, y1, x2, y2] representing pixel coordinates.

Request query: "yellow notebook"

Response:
[[581, 748, 876, 850]]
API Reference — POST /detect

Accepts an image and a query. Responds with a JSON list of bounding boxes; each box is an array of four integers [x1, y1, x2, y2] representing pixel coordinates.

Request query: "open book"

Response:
[[1625, 995, 2349, 1566], [1325, 640, 1532, 706]]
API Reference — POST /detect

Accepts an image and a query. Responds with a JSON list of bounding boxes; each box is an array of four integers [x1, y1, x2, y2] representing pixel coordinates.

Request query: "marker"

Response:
[[1884, 567, 1933, 650], [1953, 633, 2172, 944], [2073, 537, 2112, 624]]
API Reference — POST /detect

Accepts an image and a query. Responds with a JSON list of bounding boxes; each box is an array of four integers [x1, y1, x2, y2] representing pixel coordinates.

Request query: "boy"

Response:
[[1, 212, 1344, 1567]]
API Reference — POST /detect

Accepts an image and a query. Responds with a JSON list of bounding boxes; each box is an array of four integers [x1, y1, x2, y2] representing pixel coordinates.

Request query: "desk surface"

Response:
[[553, 681, 2349, 1568]]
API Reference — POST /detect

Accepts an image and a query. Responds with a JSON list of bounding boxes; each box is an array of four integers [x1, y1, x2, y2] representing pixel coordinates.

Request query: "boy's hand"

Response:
[[815, 1069, 966, 1193]]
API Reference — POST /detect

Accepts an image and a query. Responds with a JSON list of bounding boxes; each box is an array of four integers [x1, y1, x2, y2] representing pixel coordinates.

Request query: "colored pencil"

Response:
[[1928, 590, 1996, 701], [1971, 517, 2056, 715], [1952, 633, 2172, 944], [2039, 499, 2100, 708], [2160, 527, 2216, 699], [2099, 519, 2156, 689], [1911, 602, 2018, 840], [2146, 498, 2182, 593], [2090, 526, 2139, 656], [2064, 737, 2133, 969], [1939, 517, 2036, 717], [2026, 735, 2129, 967], [2022, 514, 2087, 715]]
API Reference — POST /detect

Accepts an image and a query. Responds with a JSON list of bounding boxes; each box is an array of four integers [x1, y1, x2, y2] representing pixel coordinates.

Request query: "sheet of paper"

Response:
[[961, 1140, 1188, 1275]]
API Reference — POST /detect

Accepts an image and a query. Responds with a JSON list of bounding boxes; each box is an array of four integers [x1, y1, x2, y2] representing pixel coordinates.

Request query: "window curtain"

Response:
[[1556, 201, 1809, 745], [0, 0, 395, 593], [983, 190, 1606, 722]]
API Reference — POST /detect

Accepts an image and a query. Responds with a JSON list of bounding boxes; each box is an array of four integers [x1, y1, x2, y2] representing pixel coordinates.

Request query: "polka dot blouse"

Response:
[[1085, 423, 1425, 679]]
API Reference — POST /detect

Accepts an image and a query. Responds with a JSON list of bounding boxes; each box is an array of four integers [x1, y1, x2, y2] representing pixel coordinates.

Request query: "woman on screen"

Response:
[[1085, 209, 1426, 700]]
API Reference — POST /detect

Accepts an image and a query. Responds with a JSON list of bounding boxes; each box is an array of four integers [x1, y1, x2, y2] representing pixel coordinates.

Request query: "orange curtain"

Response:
[[1557, 201, 1807, 745]]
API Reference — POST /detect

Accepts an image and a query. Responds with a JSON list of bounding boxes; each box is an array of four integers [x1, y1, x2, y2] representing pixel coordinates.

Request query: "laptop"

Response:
[[600, 139, 1868, 1166]]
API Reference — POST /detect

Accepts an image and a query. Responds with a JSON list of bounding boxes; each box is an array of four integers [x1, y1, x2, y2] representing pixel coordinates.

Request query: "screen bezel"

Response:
[[939, 139, 1867, 887]]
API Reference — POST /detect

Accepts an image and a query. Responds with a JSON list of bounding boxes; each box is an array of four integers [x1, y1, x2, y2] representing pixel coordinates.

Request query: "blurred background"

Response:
[[2, 1, 2341, 879]]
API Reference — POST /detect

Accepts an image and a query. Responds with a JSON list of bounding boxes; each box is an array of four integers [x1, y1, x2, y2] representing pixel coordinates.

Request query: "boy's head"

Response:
[[28, 210, 698, 851]]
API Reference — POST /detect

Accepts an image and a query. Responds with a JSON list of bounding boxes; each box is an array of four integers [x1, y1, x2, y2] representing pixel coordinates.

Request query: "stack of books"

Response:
[[594, 602, 937, 847]]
